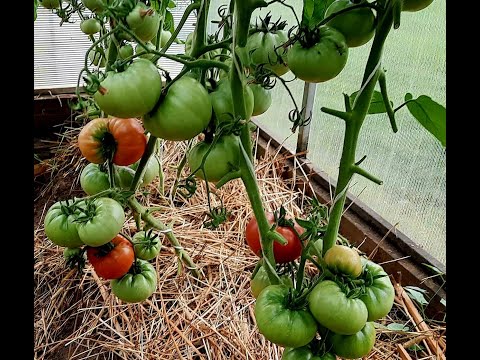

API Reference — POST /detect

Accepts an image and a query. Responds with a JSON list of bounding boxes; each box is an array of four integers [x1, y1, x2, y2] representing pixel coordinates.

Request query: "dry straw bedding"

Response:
[[34, 131, 446, 360]]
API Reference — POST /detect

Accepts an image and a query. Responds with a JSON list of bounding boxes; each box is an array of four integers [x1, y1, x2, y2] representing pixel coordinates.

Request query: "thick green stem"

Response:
[[160, 3, 200, 53], [238, 141, 284, 284], [189, 0, 210, 59], [322, 4, 395, 255], [127, 198, 200, 278]]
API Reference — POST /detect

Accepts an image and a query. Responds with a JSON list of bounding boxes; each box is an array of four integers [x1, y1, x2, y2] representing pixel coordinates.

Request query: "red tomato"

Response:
[[245, 212, 303, 263], [86, 234, 135, 279], [78, 117, 147, 166]]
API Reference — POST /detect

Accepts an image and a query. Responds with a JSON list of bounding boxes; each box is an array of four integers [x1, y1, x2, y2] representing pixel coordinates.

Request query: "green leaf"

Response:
[[350, 90, 392, 114], [168, 0, 176, 9], [386, 323, 410, 332], [404, 286, 429, 306], [302, 0, 335, 29], [404, 93, 446, 147], [422, 263, 444, 276], [372, 322, 388, 330], [34, 0, 38, 21], [408, 344, 424, 352], [164, 10, 175, 33]]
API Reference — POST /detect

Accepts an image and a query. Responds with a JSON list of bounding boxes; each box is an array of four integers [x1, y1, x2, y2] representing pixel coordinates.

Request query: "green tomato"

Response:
[[254, 285, 317, 348], [130, 157, 160, 186], [324, 244, 362, 278], [81, 0, 107, 13], [132, 231, 162, 260], [210, 80, 254, 124], [143, 76, 212, 141], [88, 48, 106, 67], [402, 0, 434, 12], [94, 58, 162, 118], [79, 163, 138, 195], [111, 259, 157, 303], [359, 258, 395, 321], [126, 3, 160, 42], [40, 0, 61, 9], [251, 265, 293, 298], [246, 30, 289, 76], [308, 280, 368, 335], [80, 163, 110, 195], [283, 347, 336, 360], [287, 26, 348, 83], [325, 0, 376, 48], [327, 322, 376, 359], [118, 44, 134, 60], [152, 30, 172, 48], [249, 84, 272, 116], [76, 197, 125, 247], [44, 201, 84, 248], [135, 42, 157, 61], [80, 18, 101, 35], [187, 134, 240, 183]]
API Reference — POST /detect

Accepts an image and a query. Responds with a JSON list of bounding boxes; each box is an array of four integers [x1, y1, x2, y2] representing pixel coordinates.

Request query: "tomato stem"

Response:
[[322, 1, 395, 255], [127, 197, 201, 278]]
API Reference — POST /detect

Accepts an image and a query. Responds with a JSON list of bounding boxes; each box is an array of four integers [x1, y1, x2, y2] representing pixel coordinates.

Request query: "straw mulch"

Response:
[[33, 125, 446, 360]]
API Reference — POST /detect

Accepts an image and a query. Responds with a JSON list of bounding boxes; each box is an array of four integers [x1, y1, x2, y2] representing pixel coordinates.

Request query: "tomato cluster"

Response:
[[245, 214, 395, 359]]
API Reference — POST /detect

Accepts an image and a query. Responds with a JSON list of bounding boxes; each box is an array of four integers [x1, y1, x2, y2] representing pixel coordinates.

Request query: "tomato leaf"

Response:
[[386, 323, 410, 332], [404, 93, 446, 147], [164, 10, 175, 33], [302, 0, 335, 29], [168, 1, 176, 9], [350, 90, 392, 114], [404, 286, 429, 306]]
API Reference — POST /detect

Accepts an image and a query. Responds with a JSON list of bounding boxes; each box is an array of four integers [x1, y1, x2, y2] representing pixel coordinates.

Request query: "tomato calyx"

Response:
[[252, 12, 288, 34], [97, 130, 117, 163], [136, 229, 160, 250], [89, 241, 116, 257], [64, 247, 86, 272]]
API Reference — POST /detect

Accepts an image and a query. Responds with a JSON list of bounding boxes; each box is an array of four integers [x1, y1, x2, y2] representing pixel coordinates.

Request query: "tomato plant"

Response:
[[80, 18, 101, 35], [282, 347, 336, 360], [126, 2, 160, 43], [249, 83, 272, 116], [44, 201, 84, 248], [187, 134, 240, 183], [359, 258, 395, 321], [250, 264, 293, 298], [325, 0, 376, 48], [143, 76, 212, 141], [94, 59, 162, 118], [132, 230, 162, 261], [81, 0, 106, 13], [88, 47, 106, 67], [75, 198, 125, 247], [324, 244, 362, 278], [287, 26, 349, 83], [245, 212, 303, 264], [210, 79, 254, 124], [308, 280, 368, 335], [111, 259, 157, 303], [327, 322, 376, 359], [40, 0, 61, 9], [86, 234, 134, 279], [254, 285, 317, 348], [78, 117, 147, 166], [246, 14, 290, 76], [118, 44, 134, 60], [402, 0, 435, 12]]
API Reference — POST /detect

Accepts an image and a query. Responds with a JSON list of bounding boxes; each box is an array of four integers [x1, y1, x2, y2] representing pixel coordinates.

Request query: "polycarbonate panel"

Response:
[[306, 1, 446, 265], [34, 2, 196, 90]]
